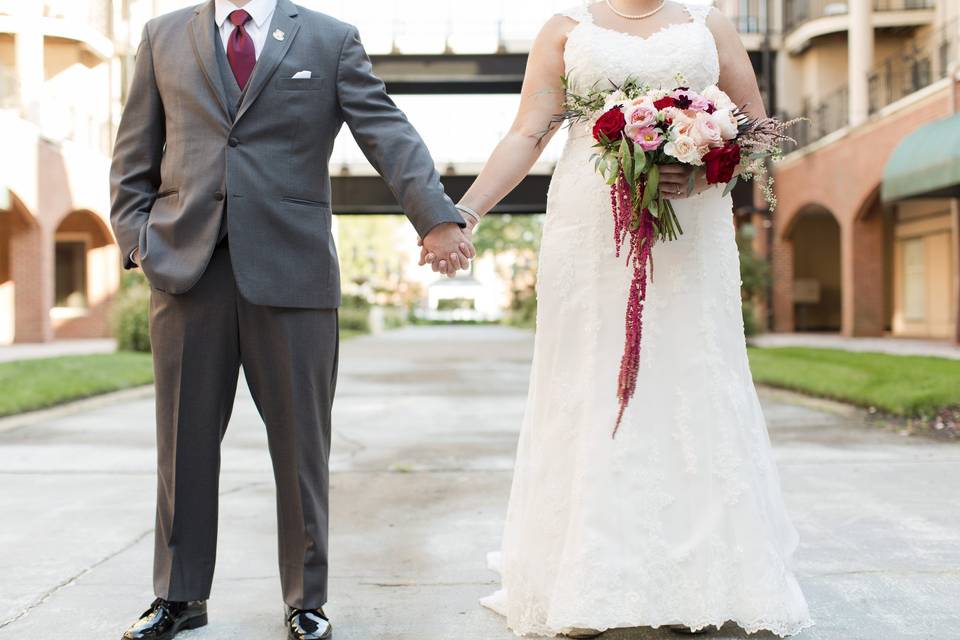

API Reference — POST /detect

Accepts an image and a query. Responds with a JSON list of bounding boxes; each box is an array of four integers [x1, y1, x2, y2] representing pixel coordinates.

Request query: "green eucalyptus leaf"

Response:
[[647, 163, 660, 194], [633, 147, 647, 179], [649, 198, 660, 218], [722, 175, 740, 197]]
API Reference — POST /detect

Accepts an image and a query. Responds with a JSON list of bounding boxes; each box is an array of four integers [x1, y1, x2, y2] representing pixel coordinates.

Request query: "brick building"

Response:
[[0, 0, 122, 343], [717, 0, 960, 343]]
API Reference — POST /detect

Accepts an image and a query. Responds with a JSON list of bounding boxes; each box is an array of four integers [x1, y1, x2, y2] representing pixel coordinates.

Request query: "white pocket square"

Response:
[[291, 70, 312, 79]]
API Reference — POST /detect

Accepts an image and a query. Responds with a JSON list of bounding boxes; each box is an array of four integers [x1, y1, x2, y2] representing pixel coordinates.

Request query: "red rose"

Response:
[[592, 107, 626, 142], [653, 96, 676, 110], [703, 143, 741, 184]]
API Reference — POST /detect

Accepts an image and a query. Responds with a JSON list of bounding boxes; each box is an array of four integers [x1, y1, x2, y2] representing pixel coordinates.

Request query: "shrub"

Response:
[[339, 294, 372, 333], [113, 277, 151, 353], [507, 286, 538, 329], [382, 306, 408, 330]]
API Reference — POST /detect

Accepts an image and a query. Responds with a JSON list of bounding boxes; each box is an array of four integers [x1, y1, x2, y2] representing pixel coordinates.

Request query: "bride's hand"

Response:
[[418, 223, 475, 273], [658, 164, 709, 200]]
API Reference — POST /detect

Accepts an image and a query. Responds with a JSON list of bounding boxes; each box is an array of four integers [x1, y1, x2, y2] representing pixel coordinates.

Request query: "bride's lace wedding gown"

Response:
[[481, 2, 813, 637]]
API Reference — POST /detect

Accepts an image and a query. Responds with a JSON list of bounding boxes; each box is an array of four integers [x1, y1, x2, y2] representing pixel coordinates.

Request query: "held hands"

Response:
[[658, 164, 710, 200], [418, 222, 476, 277]]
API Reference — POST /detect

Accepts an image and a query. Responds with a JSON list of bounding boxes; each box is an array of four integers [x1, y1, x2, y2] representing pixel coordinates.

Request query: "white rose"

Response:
[[664, 134, 703, 166], [702, 85, 736, 111], [710, 109, 740, 140]]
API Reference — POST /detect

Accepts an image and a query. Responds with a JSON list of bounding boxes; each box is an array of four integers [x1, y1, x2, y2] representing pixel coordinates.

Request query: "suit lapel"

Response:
[[235, 0, 301, 123], [189, 1, 231, 121]]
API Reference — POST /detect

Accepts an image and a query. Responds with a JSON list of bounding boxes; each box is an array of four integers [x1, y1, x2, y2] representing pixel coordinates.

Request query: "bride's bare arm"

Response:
[[659, 8, 768, 197], [456, 17, 573, 219], [708, 9, 767, 121]]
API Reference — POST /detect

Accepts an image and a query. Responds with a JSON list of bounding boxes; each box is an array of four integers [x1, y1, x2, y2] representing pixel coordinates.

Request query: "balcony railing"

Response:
[[785, 0, 935, 33], [790, 17, 957, 149], [729, 0, 770, 34], [791, 85, 849, 147], [869, 19, 958, 113]]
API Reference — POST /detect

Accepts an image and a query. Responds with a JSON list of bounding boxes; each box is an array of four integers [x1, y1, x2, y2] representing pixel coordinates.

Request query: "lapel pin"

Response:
[[273, 29, 286, 42]]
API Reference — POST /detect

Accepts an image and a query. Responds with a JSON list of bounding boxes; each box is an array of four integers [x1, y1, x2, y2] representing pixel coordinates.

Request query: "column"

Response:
[[14, 1, 44, 124], [848, 0, 874, 127]]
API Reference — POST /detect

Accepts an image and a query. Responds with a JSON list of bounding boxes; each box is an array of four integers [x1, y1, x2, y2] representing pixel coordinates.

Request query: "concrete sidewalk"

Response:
[[0, 338, 117, 363], [750, 332, 960, 360], [1, 325, 959, 639]]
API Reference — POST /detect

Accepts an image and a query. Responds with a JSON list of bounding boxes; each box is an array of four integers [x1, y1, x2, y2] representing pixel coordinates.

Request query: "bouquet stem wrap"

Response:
[[612, 171, 655, 437]]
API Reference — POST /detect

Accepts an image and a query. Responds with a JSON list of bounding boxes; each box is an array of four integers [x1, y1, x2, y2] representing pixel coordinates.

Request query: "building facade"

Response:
[[719, 0, 960, 342], [2, 0, 957, 344], [0, 0, 124, 344]]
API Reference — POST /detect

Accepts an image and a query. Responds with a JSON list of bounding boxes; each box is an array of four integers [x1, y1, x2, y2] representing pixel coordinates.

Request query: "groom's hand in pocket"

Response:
[[419, 223, 475, 277]]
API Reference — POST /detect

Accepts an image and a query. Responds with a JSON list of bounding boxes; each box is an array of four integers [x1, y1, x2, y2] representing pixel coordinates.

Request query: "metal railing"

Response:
[[791, 85, 849, 147], [790, 17, 957, 149], [868, 19, 958, 113], [784, 0, 935, 33], [726, 0, 771, 34]]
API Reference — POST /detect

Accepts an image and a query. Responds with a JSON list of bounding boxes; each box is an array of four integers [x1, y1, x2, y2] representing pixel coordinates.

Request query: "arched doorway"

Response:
[[52, 209, 118, 339], [786, 206, 843, 332], [0, 192, 41, 344]]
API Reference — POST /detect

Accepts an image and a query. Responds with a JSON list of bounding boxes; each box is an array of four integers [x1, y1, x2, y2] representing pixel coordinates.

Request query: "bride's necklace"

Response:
[[605, 0, 667, 20]]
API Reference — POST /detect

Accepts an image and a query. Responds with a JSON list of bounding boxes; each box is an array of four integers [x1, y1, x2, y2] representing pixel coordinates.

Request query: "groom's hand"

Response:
[[420, 223, 475, 276]]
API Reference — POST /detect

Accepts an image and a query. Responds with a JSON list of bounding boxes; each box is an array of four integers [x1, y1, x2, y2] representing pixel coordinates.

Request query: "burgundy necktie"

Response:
[[226, 10, 256, 90]]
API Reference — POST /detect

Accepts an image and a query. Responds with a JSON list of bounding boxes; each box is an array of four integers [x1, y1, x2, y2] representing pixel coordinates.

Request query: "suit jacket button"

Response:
[[214, 192, 225, 201], [228, 137, 239, 147]]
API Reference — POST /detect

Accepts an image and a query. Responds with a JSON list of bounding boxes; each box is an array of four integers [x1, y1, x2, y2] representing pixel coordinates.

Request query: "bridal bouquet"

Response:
[[551, 75, 797, 435]]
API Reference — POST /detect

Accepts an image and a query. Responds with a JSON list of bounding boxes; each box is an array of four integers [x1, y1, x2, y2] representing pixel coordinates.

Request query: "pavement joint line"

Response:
[[0, 528, 153, 630]]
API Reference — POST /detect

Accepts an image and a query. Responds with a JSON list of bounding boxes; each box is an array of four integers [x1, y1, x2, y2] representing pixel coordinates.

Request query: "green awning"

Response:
[[882, 113, 960, 202]]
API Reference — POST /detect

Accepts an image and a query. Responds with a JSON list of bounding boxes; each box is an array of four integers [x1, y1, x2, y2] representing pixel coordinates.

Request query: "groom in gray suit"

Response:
[[110, 0, 473, 638]]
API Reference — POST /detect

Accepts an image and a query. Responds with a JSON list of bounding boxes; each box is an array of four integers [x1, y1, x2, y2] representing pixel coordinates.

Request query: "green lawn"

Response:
[[747, 346, 960, 417], [0, 352, 155, 417], [0, 331, 374, 418]]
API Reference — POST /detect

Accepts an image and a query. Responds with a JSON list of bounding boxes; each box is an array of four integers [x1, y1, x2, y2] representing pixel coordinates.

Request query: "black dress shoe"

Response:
[[121, 598, 207, 639], [286, 606, 332, 640]]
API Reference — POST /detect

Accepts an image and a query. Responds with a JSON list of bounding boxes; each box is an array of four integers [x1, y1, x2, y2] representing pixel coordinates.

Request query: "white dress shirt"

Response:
[[214, 0, 278, 59]]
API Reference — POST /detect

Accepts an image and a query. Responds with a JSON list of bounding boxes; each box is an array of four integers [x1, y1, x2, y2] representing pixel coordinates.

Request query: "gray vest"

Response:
[[213, 36, 247, 239], [214, 33, 245, 121]]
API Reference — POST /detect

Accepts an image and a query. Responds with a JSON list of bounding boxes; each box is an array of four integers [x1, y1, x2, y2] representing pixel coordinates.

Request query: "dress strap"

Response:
[[681, 2, 713, 24], [557, 2, 595, 24]]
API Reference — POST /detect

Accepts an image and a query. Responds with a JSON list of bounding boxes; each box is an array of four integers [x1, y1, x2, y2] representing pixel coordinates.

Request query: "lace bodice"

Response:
[[559, 1, 720, 94]]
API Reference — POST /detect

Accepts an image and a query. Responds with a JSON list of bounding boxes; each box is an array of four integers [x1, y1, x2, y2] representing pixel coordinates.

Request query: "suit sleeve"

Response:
[[335, 27, 464, 238], [110, 24, 165, 269]]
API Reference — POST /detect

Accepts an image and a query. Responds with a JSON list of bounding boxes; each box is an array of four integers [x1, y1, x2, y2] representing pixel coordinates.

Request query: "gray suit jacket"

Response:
[[110, 0, 463, 308]]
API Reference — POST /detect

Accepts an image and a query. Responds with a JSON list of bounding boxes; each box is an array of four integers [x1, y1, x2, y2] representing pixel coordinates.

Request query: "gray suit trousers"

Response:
[[150, 243, 338, 609]]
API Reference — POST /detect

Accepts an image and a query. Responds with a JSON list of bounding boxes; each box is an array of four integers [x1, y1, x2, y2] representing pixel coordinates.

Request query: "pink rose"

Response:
[[692, 112, 723, 148], [690, 95, 713, 112], [625, 101, 658, 128], [629, 126, 664, 151]]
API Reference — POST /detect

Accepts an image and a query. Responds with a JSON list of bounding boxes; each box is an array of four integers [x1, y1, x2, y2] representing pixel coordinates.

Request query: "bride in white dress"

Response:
[[424, 1, 813, 636]]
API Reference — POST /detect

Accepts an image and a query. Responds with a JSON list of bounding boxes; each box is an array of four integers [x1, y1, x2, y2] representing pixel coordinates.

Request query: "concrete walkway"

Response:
[[750, 332, 960, 360], [0, 325, 958, 639], [0, 338, 116, 363]]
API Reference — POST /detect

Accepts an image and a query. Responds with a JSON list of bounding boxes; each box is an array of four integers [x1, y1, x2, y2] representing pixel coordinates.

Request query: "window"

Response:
[[902, 237, 925, 323], [55, 240, 87, 308]]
